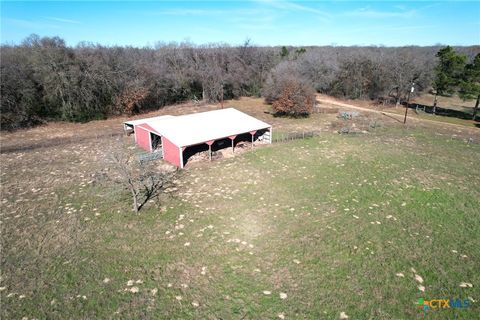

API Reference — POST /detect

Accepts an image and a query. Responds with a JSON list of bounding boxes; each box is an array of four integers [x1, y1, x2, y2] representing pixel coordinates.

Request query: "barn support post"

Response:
[[249, 131, 257, 149], [179, 146, 185, 169], [228, 135, 237, 153], [206, 140, 215, 161], [148, 131, 152, 151]]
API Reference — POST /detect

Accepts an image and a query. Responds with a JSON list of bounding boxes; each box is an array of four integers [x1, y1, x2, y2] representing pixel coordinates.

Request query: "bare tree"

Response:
[[108, 141, 176, 213]]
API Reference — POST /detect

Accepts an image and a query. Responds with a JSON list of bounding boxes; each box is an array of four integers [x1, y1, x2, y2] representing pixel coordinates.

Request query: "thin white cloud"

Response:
[[337, 24, 436, 36], [3, 18, 59, 29], [386, 25, 435, 31], [146, 8, 263, 16], [46, 17, 81, 24], [345, 7, 417, 19], [255, 0, 331, 19], [232, 14, 279, 31], [145, 6, 284, 31]]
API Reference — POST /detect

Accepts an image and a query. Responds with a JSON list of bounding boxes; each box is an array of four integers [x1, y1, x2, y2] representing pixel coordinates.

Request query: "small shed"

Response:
[[125, 108, 272, 168]]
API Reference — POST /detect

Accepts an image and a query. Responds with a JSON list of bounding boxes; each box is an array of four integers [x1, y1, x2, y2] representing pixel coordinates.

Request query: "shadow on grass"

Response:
[[407, 102, 477, 122], [1, 132, 123, 154], [381, 112, 404, 123], [272, 112, 310, 119]]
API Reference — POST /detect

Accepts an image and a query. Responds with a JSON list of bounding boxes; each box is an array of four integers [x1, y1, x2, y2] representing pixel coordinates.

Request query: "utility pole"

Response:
[[403, 82, 415, 124]]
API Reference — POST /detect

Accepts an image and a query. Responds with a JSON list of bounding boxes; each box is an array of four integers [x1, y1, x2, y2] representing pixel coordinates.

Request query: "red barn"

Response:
[[124, 108, 272, 168]]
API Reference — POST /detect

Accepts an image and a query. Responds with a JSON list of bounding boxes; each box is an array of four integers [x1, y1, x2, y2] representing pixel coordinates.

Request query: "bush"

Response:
[[271, 79, 315, 116], [262, 62, 315, 116]]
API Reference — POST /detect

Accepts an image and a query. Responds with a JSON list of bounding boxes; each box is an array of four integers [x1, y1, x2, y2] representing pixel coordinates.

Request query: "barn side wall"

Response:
[[135, 126, 151, 151], [162, 136, 181, 167]]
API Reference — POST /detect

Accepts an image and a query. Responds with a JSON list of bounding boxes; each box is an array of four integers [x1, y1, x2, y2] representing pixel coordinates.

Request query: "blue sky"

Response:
[[1, 1, 479, 47]]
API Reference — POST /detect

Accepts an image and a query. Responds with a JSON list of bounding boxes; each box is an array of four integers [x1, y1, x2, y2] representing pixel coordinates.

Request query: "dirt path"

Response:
[[316, 95, 479, 135]]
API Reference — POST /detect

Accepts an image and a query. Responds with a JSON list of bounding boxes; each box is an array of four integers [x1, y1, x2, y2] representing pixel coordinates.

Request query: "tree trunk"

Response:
[[473, 94, 479, 120], [132, 191, 139, 213], [395, 87, 400, 108], [127, 179, 139, 213], [433, 93, 438, 115]]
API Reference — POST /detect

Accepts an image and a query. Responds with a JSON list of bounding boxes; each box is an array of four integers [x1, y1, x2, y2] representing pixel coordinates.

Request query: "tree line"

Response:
[[1, 34, 479, 129]]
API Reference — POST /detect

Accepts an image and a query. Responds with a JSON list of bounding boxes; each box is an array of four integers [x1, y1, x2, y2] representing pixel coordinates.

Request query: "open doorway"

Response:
[[150, 132, 162, 151]]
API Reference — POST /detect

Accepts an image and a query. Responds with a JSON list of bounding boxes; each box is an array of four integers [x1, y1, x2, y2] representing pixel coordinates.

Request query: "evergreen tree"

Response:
[[280, 46, 289, 58], [459, 54, 480, 120], [433, 46, 466, 95]]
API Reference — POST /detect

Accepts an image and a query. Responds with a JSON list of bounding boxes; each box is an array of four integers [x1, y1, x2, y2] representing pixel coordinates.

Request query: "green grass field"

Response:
[[1, 117, 479, 319]]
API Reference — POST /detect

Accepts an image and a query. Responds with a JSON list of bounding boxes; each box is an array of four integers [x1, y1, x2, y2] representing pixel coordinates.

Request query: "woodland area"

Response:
[[1, 34, 479, 129]]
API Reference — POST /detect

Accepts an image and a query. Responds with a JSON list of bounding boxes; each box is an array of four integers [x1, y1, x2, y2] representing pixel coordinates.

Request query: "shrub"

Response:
[[271, 79, 315, 116], [262, 62, 315, 116]]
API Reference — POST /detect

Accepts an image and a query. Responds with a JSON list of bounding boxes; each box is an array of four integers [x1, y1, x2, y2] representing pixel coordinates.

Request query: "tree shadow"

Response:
[[407, 102, 477, 121], [1, 132, 122, 154], [272, 112, 310, 118], [381, 112, 404, 123]]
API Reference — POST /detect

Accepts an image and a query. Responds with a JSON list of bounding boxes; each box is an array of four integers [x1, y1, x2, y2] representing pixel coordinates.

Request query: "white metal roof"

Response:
[[124, 115, 174, 127], [144, 108, 271, 147]]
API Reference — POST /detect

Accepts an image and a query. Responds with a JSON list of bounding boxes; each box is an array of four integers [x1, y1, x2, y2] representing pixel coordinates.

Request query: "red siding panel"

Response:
[[135, 126, 151, 151], [162, 136, 181, 167]]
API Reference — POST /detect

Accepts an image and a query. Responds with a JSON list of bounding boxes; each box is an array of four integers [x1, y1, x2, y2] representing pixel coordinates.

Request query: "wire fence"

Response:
[[312, 106, 340, 114], [138, 150, 163, 164], [272, 131, 320, 143]]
